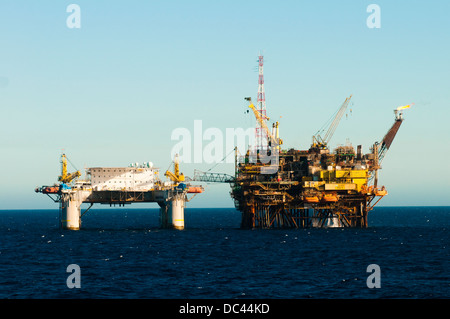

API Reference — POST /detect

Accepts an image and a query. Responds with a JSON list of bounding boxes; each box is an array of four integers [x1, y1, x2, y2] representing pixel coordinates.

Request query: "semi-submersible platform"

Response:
[[35, 154, 203, 230]]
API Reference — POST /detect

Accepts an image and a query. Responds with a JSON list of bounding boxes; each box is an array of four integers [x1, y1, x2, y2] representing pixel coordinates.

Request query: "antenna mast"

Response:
[[255, 54, 268, 152]]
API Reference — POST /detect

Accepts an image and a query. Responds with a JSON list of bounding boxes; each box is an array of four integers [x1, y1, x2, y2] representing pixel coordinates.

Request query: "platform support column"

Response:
[[170, 197, 185, 230], [60, 194, 81, 230], [159, 194, 185, 230], [159, 202, 170, 228]]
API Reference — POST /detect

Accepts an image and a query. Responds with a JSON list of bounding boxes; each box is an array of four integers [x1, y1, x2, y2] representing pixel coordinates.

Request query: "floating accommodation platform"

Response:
[[36, 156, 202, 230]]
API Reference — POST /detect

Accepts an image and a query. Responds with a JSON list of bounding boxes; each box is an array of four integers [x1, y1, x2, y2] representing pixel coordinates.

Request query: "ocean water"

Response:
[[0, 206, 448, 299]]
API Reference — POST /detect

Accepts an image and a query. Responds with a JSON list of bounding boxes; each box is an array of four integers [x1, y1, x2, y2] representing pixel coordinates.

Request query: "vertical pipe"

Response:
[[251, 204, 255, 228], [363, 200, 368, 228], [373, 143, 379, 188], [159, 202, 170, 228]]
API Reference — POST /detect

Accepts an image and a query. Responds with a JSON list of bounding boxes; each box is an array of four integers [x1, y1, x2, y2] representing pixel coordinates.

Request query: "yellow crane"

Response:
[[58, 153, 81, 184], [165, 154, 185, 184], [245, 97, 283, 151]]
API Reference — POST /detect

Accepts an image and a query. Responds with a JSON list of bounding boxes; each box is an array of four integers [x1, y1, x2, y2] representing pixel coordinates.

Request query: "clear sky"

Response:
[[1, 0, 449, 209]]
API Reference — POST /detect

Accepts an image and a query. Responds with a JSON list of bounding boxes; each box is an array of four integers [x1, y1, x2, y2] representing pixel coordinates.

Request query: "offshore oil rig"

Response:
[[194, 55, 411, 228], [35, 154, 203, 230], [36, 55, 409, 230]]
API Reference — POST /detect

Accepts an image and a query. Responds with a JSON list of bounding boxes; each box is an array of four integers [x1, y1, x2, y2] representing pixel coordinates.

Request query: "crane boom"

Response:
[[313, 95, 352, 148], [164, 154, 185, 184], [323, 94, 352, 144], [245, 97, 282, 150], [58, 154, 81, 184]]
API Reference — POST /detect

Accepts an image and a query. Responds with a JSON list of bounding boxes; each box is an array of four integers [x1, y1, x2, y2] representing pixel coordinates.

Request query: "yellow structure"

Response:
[[58, 153, 81, 184], [245, 97, 283, 151], [164, 154, 185, 184]]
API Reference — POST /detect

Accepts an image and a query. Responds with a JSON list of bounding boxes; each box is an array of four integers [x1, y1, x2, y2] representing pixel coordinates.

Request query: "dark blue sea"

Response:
[[0, 207, 448, 299]]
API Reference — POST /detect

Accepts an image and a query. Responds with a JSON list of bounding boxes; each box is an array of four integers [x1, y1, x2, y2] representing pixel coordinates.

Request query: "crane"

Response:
[[245, 97, 282, 151], [58, 153, 81, 184], [313, 95, 353, 149], [164, 154, 185, 184]]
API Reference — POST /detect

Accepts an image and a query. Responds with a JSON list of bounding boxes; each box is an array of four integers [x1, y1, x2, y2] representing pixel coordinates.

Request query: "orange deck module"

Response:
[[304, 196, 319, 203], [322, 194, 338, 202]]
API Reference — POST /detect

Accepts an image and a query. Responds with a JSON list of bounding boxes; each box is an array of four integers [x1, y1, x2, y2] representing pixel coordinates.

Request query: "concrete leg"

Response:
[[159, 197, 185, 230], [170, 198, 185, 230], [61, 198, 81, 230]]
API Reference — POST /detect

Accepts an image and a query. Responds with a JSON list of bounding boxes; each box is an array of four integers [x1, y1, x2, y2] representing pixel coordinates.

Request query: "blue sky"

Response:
[[0, 0, 449, 209]]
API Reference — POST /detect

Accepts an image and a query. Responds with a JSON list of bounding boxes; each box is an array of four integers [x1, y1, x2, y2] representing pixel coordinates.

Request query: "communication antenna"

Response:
[[255, 54, 268, 152]]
